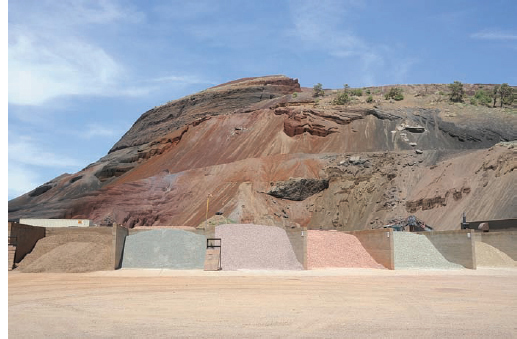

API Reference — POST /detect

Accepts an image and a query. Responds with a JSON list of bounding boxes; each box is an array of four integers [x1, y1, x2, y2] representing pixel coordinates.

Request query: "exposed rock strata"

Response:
[[8, 76, 517, 231]]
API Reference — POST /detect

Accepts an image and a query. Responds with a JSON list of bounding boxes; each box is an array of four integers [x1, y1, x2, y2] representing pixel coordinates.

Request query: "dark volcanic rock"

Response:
[[267, 178, 330, 201], [110, 75, 300, 153]]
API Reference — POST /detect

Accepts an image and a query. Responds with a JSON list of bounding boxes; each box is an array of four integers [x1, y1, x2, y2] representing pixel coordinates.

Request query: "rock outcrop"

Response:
[[8, 76, 517, 230]]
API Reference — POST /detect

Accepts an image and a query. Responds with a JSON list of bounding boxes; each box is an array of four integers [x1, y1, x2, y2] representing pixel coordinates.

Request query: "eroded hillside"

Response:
[[8, 76, 517, 230]]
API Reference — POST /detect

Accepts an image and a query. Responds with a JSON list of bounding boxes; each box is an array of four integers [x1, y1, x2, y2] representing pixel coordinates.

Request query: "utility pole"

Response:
[[205, 193, 212, 229]]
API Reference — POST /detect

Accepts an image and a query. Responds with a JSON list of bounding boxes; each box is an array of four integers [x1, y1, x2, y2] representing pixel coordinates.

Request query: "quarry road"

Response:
[[9, 269, 517, 338]]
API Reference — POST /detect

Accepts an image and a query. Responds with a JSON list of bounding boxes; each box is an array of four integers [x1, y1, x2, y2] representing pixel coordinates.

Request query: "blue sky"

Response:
[[7, 0, 517, 200]]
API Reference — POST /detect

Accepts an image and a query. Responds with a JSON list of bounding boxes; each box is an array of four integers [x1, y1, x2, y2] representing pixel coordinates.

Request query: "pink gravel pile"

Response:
[[307, 230, 385, 269], [215, 224, 303, 270]]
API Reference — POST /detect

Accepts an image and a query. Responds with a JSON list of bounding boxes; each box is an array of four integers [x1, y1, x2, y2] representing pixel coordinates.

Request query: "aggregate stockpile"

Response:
[[121, 229, 206, 269], [393, 232, 463, 269], [215, 224, 303, 270], [475, 242, 517, 267], [16, 234, 112, 273], [307, 230, 385, 269]]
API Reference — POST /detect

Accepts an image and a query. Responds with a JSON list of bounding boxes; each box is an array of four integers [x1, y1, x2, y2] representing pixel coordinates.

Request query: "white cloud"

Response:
[[7, 1, 177, 106], [287, 0, 386, 85], [9, 31, 123, 106], [471, 29, 517, 40], [9, 136, 81, 168], [8, 163, 41, 199], [81, 124, 121, 139]]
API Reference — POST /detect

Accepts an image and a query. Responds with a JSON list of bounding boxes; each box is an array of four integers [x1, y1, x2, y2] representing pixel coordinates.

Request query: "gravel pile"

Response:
[[475, 241, 516, 267], [122, 229, 206, 269], [215, 224, 303, 270], [393, 232, 464, 269], [307, 231, 385, 269], [16, 234, 112, 273]]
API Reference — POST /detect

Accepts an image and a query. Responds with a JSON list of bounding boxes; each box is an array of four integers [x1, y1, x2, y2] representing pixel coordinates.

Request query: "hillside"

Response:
[[8, 76, 517, 230]]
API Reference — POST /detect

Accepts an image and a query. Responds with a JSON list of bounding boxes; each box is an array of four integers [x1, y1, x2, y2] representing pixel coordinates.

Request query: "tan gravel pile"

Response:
[[475, 241, 517, 267], [307, 230, 385, 269], [16, 234, 112, 273]]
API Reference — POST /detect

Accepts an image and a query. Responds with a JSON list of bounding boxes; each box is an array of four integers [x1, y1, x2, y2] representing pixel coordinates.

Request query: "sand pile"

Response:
[[215, 224, 303, 270], [393, 232, 464, 269], [475, 241, 516, 267], [307, 230, 385, 269], [16, 234, 112, 273], [122, 229, 206, 269]]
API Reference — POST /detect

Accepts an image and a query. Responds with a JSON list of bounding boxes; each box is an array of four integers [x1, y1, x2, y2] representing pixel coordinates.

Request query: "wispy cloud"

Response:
[[287, 0, 411, 86], [471, 29, 517, 40], [8, 1, 210, 106], [9, 136, 82, 168], [8, 163, 41, 199], [80, 124, 122, 140], [148, 75, 215, 85], [8, 135, 83, 199]]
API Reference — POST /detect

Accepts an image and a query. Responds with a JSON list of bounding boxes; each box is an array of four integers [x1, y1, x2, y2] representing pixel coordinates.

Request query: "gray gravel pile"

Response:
[[215, 224, 303, 270], [122, 229, 206, 269], [393, 232, 464, 269]]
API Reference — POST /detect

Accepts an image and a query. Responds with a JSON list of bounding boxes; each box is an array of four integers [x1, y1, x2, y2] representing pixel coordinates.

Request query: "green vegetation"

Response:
[[384, 87, 404, 101], [473, 90, 492, 106], [500, 83, 514, 107], [366, 95, 374, 103], [292, 92, 298, 98], [313, 83, 325, 97], [448, 81, 465, 103], [333, 92, 350, 105], [365, 89, 371, 95], [350, 88, 363, 96], [332, 84, 351, 105], [492, 85, 499, 107]]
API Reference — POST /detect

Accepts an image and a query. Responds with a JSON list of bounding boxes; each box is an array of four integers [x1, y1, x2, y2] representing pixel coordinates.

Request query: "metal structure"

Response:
[[382, 215, 433, 232], [206, 238, 222, 271]]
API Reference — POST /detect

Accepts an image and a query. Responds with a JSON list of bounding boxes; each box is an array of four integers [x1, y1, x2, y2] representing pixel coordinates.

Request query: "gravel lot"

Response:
[[215, 224, 303, 270], [393, 232, 464, 269], [9, 269, 517, 338]]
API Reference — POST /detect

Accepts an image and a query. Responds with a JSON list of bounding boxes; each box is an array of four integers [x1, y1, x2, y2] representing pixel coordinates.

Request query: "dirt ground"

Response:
[[9, 268, 517, 338]]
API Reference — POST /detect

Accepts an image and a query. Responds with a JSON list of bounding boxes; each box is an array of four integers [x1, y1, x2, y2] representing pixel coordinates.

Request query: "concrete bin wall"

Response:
[[8, 222, 46, 265], [285, 227, 307, 269], [112, 224, 128, 269], [349, 229, 394, 270], [418, 229, 476, 269]]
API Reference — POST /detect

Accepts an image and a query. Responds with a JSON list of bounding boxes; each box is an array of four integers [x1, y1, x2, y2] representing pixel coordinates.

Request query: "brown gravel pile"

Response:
[[307, 230, 385, 269], [475, 241, 517, 267], [215, 224, 303, 270], [16, 234, 112, 273]]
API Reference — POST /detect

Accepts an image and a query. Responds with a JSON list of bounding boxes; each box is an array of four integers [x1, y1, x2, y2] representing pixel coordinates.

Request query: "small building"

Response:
[[16, 218, 92, 228]]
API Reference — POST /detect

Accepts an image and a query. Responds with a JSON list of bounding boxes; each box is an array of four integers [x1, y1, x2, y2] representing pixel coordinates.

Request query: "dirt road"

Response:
[[9, 269, 517, 338]]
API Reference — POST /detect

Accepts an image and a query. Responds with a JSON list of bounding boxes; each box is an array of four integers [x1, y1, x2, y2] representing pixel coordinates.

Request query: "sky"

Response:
[[7, 0, 517, 200]]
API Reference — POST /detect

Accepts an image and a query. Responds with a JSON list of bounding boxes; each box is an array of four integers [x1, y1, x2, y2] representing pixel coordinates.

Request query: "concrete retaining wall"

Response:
[[285, 227, 307, 269], [349, 229, 394, 270], [418, 229, 476, 269], [112, 224, 128, 269], [8, 222, 46, 265], [474, 231, 517, 261], [45, 227, 112, 237]]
